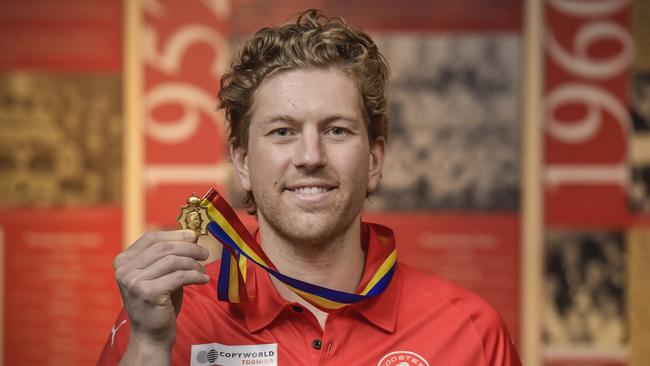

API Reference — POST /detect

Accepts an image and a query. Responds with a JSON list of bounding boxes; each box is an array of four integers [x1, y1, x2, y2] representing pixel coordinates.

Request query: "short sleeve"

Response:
[[96, 308, 130, 366], [471, 304, 522, 366]]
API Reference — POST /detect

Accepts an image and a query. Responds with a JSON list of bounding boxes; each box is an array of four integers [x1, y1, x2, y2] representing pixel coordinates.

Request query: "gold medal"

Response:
[[177, 192, 210, 236]]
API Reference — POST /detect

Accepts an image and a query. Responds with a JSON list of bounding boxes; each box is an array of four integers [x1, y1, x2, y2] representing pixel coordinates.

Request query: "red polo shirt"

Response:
[[98, 224, 521, 366]]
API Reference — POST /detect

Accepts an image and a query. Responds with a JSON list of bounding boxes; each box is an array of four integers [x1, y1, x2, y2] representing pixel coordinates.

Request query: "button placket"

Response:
[[290, 304, 324, 364], [318, 314, 337, 363]]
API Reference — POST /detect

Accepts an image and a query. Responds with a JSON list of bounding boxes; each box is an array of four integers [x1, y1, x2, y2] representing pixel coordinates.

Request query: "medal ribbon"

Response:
[[200, 188, 397, 311]]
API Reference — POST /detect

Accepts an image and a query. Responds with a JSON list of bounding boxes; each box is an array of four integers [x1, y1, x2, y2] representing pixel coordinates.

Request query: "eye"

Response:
[[327, 127, 349, 136], [271, 128, 292, 137]]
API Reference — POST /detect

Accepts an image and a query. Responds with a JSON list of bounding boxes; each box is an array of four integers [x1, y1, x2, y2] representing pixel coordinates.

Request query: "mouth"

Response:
[[288, 186, 334, 195], [284, 183, 337, 203]]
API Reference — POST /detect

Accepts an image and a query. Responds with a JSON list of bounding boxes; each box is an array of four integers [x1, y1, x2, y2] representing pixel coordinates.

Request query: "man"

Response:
[[99, 9, 521, 365]]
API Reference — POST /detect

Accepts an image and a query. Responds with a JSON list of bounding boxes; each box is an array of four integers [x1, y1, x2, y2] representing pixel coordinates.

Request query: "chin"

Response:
[[281, 214, 340, 243], [265, 209, 352, 246], [285, 229, 333, 246], [257, 191, 366, 245]]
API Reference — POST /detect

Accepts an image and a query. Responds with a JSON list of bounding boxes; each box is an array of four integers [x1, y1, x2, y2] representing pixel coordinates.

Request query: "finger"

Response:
[[126, 230, 197, 257], [142, 270, 210, 299], [136, 255, 206, 282], [129, 241, 209, 270]]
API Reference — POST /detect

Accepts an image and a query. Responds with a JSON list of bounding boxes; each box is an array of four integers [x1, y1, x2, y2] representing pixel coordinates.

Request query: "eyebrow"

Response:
[[264, 114, 298, 124], [262, 114, 360, 125]]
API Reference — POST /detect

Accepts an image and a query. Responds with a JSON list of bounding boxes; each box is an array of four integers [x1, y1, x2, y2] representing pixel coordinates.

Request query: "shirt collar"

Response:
[[240, 222, 401, 334], [241, 261, 289, 333]]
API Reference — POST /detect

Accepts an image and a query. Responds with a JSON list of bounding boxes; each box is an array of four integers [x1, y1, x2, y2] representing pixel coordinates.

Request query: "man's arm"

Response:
[[100, 230, 209, 365]]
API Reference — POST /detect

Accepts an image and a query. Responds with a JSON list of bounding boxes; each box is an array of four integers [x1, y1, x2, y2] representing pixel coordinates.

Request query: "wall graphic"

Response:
[[0, 1, 123, 364], [373, 35, 520, 211]]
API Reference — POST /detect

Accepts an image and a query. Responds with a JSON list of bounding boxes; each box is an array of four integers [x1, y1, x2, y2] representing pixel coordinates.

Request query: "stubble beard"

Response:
[[255, 183, 367, 250]]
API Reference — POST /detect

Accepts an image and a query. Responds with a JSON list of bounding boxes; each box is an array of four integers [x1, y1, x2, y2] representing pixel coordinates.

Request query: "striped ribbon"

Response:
[[200, 188, 397, 311]]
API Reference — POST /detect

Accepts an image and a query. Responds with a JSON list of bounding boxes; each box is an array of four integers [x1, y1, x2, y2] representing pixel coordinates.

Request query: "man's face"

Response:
[[232, 68, 385, 244]]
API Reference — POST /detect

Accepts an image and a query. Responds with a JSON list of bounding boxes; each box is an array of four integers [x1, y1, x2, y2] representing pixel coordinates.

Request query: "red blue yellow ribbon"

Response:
[[200, 188, 397, 312]]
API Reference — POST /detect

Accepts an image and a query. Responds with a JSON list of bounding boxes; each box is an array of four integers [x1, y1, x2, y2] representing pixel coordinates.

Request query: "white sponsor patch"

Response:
[[191, 342, 278, 366]]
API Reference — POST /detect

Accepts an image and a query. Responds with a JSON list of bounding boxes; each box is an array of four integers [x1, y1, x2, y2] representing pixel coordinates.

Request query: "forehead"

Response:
[[249, 67, 363, 123]]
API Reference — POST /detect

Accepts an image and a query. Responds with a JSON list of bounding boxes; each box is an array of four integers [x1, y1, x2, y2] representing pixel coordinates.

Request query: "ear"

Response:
[[230, 144, 252, 191], [367, 136, 386, 193]]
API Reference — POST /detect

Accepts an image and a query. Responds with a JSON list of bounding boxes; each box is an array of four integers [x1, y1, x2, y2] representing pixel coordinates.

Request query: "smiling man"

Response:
[[98, 9, 521, 366]]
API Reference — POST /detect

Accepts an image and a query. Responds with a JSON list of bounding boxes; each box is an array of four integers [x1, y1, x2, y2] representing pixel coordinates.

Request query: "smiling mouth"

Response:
[[287, 186, 335, 195]]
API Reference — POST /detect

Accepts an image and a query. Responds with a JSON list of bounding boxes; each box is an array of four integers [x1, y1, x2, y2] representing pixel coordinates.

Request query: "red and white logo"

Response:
[[377, 351, 429, 366]]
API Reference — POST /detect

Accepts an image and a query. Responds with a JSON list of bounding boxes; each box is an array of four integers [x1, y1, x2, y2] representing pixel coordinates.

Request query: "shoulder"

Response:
[[397, 263, 500, 322], [395, 263, 521, 365]]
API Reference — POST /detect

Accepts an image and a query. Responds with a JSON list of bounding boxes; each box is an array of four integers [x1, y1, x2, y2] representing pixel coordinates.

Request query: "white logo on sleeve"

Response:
[[191, 342, 277, 366], [110, 319, 128, 346]]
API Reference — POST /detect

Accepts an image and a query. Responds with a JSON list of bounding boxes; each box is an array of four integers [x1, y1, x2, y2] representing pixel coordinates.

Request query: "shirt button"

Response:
[[311, 338, 323, 350], [292, 305, 302, 312]]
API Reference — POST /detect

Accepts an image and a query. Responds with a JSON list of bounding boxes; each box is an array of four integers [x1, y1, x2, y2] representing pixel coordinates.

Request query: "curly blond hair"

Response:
[[218, 9, 390, 213]]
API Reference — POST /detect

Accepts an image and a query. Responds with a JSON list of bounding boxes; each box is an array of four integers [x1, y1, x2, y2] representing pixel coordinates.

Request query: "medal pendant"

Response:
[[177, 192, 210, 236]]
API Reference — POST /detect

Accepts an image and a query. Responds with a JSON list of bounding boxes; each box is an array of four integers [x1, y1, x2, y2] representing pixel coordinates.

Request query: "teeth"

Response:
[[294, 187, 328, 195]]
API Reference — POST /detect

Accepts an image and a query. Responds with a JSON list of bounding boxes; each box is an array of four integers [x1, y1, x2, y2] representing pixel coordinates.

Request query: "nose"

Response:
[[294, 129, 327, 170]]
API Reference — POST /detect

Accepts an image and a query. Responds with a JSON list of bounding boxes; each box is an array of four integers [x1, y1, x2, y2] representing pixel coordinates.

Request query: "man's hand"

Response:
[[114, 230, 209, 364]]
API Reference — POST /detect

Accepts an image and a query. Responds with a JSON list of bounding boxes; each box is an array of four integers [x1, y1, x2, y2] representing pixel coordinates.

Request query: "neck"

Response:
[[257, 215, 365, 294]]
